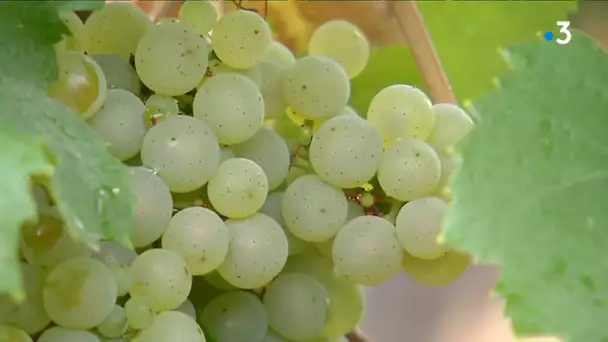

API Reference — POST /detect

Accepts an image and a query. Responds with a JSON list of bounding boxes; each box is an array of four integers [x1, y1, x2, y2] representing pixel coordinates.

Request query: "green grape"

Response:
[[312, 105, 361, 133], [282, 254, 365, 338], [124, 296, 156, 330], [42, 258, 117, 329], [204, 271, 237, 290], [309, 116, 383, 189], [232, 127, 290, 190], [332, 216, 403, 285], [89, 89, 146, 161], [262, 41, 295, 68], [0, 325, 31, 342], [130, 249, 192, 311], [211, 10, 272, 69], [20, 211, 93, 274], [427, 103, 474, 153], [200, 291, 267, 342], [59, 11, 86, 53], [97, 305, 127, 338], [157, 17, 180, 25], [282, 175, 348, 242], [217, 214, 288, 289], [38, 327, 100, 342], [264, 274, 329, 341], [144, 94, 180, 127], [93, 241, 137, 265], [175, 299, 197, 321], [260, 191, 309, 256], [162, 207, 229, 275], [395, 197, 450, 260], [263, 329, 290, 342], [433, 152, 456, 198], [85, 3, 153, 60], [219, 146, 234, 162], [179, 0, 218, 35], [377, 138, 441, 201], [282, 56, 349, 119], [193, 73, 264, 145], [135, 22, 209, 96], [90, 53, 141, 94], [0, 263, 50, 334], [129, 167, 173, 247], [47, 51, 107, 119], [107, 262, 133, 297], [134, 311, 205, 342], [204, 59, 263, 88], [259, 62, 288, 120], [401, 250, 471, 286], [207, 158, 268, 218], [366, 84, 435, 145], [141, 115, 220, 193], [308, 20, 369, 79]]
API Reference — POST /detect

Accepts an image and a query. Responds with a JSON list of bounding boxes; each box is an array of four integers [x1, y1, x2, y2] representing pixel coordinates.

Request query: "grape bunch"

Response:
[[1, 2, 476, 342]]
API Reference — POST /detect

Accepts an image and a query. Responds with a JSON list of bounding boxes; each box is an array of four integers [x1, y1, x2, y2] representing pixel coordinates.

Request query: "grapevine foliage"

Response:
[[444, 32, 608, 342], [0, 1, 135, 296]]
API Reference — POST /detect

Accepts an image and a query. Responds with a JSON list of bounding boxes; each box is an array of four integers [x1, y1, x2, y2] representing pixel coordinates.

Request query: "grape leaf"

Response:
[[444, 31, 608, 342], [0, 0, 135, 277], [0, 129, 53, 299], [350, 46, 424, 115], [418, 1, 577, 102]]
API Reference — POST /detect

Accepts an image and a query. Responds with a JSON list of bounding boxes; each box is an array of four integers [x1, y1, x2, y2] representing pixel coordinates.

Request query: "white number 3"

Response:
[[556, 21, 572, 45]]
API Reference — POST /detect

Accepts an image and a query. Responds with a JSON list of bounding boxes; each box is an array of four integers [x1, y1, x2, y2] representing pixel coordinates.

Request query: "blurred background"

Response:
[[120, 1, 607, 341]]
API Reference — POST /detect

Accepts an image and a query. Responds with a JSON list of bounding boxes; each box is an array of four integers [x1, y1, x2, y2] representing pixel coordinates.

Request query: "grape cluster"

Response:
[[1, 2, 476, 342]]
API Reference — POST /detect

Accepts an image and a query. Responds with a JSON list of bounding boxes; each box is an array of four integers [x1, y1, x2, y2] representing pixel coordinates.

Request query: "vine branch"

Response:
[[386, 1, 456, 104]]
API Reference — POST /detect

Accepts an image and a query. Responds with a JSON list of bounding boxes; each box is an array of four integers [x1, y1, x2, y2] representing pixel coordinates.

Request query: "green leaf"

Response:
[[444, 31, 608, 342], [0, 129, 53, 299], [418, 1, 577, 103], [0, 1, 135, 260], [349, 45, 424, 116]]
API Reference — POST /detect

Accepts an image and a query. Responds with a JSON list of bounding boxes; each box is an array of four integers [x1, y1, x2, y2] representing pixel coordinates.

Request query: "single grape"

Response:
[[89, 89, 146, 161], [0, 325, 31, 342], [259, 191, 309, 256], [135, 22, 209, 96], [207, 158, 268, 218], [20, 210, 92, 274], [366, 84, 435, 145], [282, 56, 350, 119], [395, 197, 450, 260], [90, 53, 141, 94], [97, 305, 127, 338], [282, 175, 348, 242], [217, 214, 288, 289], [140, 115, 220, 193], [129, 166, 173, 247], [178, 0, 218, 35], [199, 291, 267, 342], [43, 257, 117, 329], [401, 250, 471, 286], [162, 207, 229, 275], [211, 10, 272, 69], [47, 51, 107, 119], [93, 240, 138, 265], [332, 216, 403, 285], [309, 116, 383, 188], [59, 11, 86, 53], [0, 263, 50, 334], [175, 299, 197, 321], [434, 152, 456, 198], [264, 274, 329, 341], [124, 296, 156, 330], [134, 311, 206, 342], [427, 103, 474, 153], [144, 94, 180, 127], [259, 62, 288, 120], [84, 3, 153, 60], [106, 262, 133, 296], [377, 138, 441, 201], [308, 20, 369, 79], [193, 73, 264, 145], [203, 59, 263, 88], [231, 127, 289, 191], [262, 41, 295, 68], [130, 249, 192, 311], [38, 327, 100, 342]]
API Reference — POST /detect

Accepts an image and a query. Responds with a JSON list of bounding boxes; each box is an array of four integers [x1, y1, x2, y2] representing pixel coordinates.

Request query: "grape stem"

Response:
[[385, 1, 456, 104]]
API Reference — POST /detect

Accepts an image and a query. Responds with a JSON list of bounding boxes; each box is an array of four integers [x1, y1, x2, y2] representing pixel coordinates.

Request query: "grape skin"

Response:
[[207, 158, 269, 219], [427, 103, 475, 153], [38, 326, 101, 342], [263, 41, 296, 68], [134, 311, 206, 342], [96, 305, 127, 338], [259, 62, 289, 120], [205, 59, 264, 88], [90, 53, 141, 94], [178, 0, 218, 35], [124, 296, 156, 330], [401, 250, 471, 286], [211, 10, 272, 69], [59, 11, 86, 53], [259, 192, 309, 256]]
